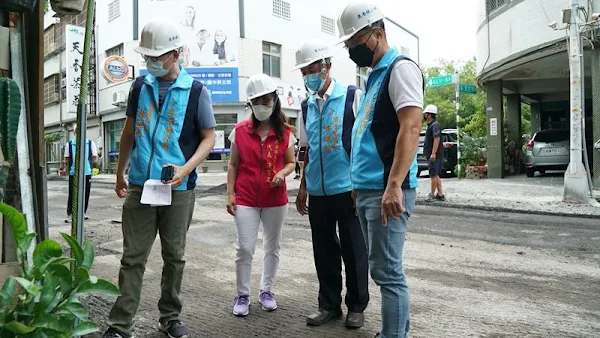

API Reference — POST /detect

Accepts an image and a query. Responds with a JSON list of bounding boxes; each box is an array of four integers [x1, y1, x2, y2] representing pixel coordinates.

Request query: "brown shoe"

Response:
[[306, 308, 343, 326], [345, 312, 364, 329]]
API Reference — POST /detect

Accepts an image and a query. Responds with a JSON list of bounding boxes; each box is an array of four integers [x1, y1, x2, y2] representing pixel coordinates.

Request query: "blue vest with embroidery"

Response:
[[351, 48, 421, 191], [302, 81, 356, 196], [129, 68, 200, 191]]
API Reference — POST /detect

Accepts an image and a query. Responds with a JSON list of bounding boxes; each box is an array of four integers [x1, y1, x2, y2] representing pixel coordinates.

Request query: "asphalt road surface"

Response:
[[44, 180, 600, 337]]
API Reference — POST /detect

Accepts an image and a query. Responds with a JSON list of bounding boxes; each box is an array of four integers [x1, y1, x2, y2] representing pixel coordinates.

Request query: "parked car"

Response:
[[524, 129, 570, 177], [417, 129, 458, 177]]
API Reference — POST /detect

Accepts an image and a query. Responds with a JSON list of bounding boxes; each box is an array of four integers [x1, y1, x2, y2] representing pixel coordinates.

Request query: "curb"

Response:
[[287, 189, 600, 219]]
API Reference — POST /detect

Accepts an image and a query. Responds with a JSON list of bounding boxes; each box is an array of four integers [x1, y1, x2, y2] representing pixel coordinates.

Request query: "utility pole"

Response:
[[564, 0, 594, 203], [455, 71, 461, 175]]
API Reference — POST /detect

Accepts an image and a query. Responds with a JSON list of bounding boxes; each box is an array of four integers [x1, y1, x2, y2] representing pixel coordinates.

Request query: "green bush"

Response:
[[0, 203, 119, 337]]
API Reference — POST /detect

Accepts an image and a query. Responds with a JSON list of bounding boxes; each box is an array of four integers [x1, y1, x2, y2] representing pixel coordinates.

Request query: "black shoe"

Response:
[[103, 328, 131, 338], [158, 320, 189, 338], [306, 308, 343, 326], [345, 312, 364, 329], [436, 194, 446, 201]]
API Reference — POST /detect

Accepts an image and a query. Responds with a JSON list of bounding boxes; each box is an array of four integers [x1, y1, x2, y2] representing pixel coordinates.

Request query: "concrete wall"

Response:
[[476, 0, 600, 75]]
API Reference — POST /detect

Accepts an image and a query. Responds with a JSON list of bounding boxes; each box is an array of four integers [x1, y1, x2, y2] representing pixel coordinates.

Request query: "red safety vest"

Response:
[[234, 119, 291, 208]]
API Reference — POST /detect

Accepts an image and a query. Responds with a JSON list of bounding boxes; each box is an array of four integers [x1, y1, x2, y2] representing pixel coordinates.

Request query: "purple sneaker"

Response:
[[233, 294, 250, 317], [258, 290, 277, 311]]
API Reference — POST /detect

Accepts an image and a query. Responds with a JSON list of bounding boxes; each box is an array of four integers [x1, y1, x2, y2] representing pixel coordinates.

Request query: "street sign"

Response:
[[459, 84, 477, 94], [426, 74, 456, 88]]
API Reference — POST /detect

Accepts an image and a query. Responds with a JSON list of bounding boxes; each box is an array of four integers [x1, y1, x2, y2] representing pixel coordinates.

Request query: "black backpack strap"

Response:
[[187, 80, 204, 126], [342, 85, 358, 157], [129, 76, 146, 127], [67, 140, 73, 171], [301, 99, 308, 128]]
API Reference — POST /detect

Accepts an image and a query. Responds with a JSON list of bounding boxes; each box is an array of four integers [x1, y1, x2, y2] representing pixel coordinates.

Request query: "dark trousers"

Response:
[[308, 191, 369, 313], [67, 175, 92, 216]]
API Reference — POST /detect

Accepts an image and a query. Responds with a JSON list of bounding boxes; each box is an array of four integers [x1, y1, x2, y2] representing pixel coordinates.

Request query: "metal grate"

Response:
[[321, 16, 335, 35], [108, 0, 120, 22], [486, 0, 507, 14], [272, 0, 291, 20]]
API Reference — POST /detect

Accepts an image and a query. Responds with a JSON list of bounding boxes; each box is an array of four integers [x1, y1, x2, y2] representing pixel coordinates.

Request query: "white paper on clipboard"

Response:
[[140, 179, 172, 206]]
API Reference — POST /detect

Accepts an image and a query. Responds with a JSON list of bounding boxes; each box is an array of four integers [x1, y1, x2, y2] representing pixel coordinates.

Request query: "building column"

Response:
[[506, 94, 522, 151], [486, 80, 504, 178], [592, 48, 600, 188], [530, 102, 541, 134]]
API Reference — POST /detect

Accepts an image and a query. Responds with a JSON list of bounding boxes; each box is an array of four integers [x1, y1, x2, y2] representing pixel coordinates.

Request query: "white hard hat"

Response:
[[292, 40, 334, 71], [424, 104, 438, 114], [134, 18, 184, 57], [246, 73, 277, 100], [337, 2, 385, 44]]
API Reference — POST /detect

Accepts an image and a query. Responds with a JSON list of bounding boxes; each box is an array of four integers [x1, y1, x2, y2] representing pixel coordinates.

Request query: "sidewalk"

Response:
[[61, 172, 600, 218]]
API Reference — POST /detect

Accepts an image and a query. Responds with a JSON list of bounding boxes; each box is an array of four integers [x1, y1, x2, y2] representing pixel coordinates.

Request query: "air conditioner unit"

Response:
[[60, 78, 66, 88], [111, 90, 127, 107]]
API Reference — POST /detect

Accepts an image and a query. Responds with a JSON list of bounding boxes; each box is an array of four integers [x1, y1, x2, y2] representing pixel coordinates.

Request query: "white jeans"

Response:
[[235, 205, 288, 296]]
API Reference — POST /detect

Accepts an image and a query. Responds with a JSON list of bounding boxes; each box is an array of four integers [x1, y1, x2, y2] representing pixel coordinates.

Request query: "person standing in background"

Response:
[[423, 104, 445, 201], [64, 123, 97, 223]]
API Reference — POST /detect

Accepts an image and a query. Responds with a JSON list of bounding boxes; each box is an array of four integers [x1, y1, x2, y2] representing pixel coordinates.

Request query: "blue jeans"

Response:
[[356, 188, 417, 338]]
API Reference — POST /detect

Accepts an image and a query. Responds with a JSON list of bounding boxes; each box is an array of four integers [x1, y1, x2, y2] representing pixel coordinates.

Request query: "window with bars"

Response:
[[43, 74, 60, 106], [108, 0, 120, 22], [106, 43, 124, 57], [262, 42, 281, 78], [43, 25, 57, 56], [272, 0, 291, 20], [486, 0, 507, 14], [356, 66, 369, 89], [321, 16, 336, 35], [400, 46, 410, 57]]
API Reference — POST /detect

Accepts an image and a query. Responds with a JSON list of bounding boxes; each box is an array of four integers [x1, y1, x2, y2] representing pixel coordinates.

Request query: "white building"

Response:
[[43, 0, 419, 173], [476, 0, 600, 181]]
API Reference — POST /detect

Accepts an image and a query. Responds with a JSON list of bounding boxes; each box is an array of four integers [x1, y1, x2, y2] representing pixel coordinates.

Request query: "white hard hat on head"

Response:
[[337, 2, 385, 44], [246, 73, 278, 101], [424, 104, 438, 114], [292, 40, 334, 71], [134, 18, 184, 57]]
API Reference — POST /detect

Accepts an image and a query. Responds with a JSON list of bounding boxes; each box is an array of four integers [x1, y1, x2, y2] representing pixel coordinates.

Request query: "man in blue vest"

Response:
[[64, 123, 97, 222], [103, 18, 216, 338], [293, 40, 369, 329], [337, 3, 424, 338]]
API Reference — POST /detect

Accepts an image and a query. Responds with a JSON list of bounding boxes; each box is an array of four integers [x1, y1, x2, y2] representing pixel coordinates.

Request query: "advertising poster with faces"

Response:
[[140, 0, 239, 68]]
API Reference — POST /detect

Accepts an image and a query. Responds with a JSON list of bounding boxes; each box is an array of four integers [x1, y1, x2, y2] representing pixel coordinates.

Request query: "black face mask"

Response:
[[349, 42, 375, 68]]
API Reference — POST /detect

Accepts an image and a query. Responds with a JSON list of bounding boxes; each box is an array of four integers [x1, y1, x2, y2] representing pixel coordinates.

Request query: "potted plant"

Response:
[[222, 153, 230, 172], [460, 133, 488, 179]]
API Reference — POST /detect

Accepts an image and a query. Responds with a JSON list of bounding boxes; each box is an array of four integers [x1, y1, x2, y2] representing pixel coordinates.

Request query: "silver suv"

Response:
[[524, 129, 570, 177]]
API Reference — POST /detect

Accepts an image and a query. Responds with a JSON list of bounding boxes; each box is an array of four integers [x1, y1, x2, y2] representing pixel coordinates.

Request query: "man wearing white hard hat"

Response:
[[226, 73, 297, 318], [423, 104, 445, 201], [292, 40, 369, 329], [337, 3, 424, 338], [104, 17, 216, 338]]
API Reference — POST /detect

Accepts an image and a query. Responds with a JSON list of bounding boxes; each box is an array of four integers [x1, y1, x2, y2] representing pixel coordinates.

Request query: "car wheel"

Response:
[[526, 168, 535, 177]]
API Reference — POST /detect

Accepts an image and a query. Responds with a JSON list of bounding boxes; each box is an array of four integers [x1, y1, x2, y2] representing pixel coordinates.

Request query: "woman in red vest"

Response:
[[226, 73, 297, 317]]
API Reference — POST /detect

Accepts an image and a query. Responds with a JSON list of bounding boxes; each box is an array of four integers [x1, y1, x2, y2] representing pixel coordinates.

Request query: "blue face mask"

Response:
[[146, 54, 173, 78], [303, 73, 325, 92]]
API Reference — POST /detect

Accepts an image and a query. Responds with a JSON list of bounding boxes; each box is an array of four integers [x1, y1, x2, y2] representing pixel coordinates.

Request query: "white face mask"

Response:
[[252, 105, 273, 121], [146, 54, 173, 78]]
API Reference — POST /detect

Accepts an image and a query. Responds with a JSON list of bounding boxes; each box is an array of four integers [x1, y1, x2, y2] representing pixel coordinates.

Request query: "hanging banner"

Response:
[[65, 24, 85, 113], [138, 0, 240, 103]]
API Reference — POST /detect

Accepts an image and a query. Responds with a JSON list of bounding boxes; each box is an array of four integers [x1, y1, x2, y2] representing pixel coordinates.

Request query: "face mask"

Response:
[[349, 40, 378, 68], [146, 54, 173, 78], [252, 105, 273, 122], [303, 73, 325, 93]]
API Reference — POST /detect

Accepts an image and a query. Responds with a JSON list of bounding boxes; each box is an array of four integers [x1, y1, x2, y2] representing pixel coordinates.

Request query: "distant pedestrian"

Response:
[[423, 104, 445, 201], [337, 2, 424, 337], [292, 39, 369, 329], [226, 73, 297, 317], [64, 123, 97, 222], [294, 141, 301, 179], [103, 18, 217, 338]]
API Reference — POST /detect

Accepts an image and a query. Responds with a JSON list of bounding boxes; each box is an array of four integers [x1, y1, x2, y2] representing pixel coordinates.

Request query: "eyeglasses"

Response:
[[344, 29, 376, 49], [143, 51, 174, 63], [250, 95, 274, 106]]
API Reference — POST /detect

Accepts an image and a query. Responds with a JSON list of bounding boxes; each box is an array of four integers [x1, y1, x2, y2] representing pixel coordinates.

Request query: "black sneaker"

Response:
[[103, 328, 131, 338], [158, 320, 189, 338], [436, 194, 446, 201]]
